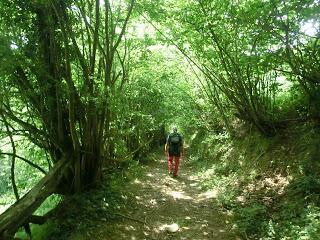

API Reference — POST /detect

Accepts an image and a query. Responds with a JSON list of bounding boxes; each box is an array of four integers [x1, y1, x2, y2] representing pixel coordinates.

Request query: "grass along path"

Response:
[[69, 153, 240, 240]]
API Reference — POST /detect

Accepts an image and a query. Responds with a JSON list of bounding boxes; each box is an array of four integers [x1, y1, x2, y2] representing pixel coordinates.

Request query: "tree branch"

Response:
[[0, 152, 47, 175], [112, 0, 135, 51], [0, 113, 19, 200]]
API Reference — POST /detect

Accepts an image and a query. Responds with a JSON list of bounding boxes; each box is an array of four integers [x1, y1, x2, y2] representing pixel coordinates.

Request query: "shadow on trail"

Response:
[[69, 155, 240, 240]]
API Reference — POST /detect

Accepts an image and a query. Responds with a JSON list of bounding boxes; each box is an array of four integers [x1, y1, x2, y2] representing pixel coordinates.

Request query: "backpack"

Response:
[[168, 133, 182, 156], [170, 133, 181, 144]]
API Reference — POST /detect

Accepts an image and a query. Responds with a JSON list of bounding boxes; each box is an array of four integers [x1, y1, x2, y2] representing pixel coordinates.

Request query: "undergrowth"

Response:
[[190, 122, 320, 239], [15, 159, 145, 240]]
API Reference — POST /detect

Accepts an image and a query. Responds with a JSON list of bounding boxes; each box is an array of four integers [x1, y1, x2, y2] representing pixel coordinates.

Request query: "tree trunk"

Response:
[[0, 157, 71, 239]]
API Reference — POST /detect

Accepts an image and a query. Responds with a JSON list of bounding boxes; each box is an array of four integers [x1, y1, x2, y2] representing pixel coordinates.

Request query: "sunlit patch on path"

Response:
[[69, 153, 240, 240]]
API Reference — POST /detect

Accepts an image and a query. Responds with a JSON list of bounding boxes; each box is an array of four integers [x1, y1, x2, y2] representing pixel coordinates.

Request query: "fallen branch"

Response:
[[113, 212, 146, 225]]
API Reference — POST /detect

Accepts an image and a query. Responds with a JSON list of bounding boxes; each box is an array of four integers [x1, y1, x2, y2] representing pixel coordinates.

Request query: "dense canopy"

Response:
[[0, 0, 319, 239]]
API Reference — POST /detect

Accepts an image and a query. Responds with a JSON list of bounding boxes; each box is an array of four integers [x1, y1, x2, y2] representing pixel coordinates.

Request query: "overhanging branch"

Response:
[[0, 152, 47, 175]]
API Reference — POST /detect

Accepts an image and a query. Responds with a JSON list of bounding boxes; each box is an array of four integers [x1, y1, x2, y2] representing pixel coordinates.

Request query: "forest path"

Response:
[[70, 153, 240, 240]]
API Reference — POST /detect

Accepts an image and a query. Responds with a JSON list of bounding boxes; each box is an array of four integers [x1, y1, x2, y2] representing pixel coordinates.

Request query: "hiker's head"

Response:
[[172, 126, 177, 133]]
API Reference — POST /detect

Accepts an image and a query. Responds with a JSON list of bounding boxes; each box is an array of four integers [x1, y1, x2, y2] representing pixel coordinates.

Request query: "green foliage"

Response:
[[264, 204, 320, 239], [287, 176, 320, 198], [35, 195, 62, 215], [236, 203, 268, 237], [0, 0, 320, 237], [15, 222, 57, 240], [15, 195, 61, 239], [281, 205, 320, 239], [0, 155, 11, 197], [109, 34, 202, 160], [0, 140, 48, 205], [192, 121, 320, 239], [274, 84, 308, 120], [140, 0, 320, 135], [27, 159, 145, 240]]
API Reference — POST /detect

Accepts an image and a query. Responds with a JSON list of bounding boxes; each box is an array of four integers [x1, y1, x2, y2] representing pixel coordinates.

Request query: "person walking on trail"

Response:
[[165, 126, 184, 177]]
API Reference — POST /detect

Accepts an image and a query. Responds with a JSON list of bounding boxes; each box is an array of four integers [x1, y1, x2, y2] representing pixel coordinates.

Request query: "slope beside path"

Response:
[[69, 153, 240, 240]]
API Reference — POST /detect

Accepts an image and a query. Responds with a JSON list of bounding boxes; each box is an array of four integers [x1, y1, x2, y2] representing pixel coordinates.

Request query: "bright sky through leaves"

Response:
[[301, 20, 319, 36]]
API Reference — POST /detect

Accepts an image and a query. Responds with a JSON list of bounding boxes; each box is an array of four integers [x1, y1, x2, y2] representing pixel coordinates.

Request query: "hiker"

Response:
[[165, 126, 184, 177]]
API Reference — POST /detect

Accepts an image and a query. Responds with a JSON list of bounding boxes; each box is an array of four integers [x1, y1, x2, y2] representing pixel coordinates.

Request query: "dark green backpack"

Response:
[[170, 133, 181, 144], [169, 133, 182, 155]]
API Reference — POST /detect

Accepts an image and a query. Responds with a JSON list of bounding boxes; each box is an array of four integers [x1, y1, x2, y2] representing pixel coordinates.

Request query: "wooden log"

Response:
[[0, 157, 71, 239]]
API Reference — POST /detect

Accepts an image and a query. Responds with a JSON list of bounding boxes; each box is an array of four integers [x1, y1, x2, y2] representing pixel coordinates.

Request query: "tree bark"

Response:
[[0, 157, 71, 239]]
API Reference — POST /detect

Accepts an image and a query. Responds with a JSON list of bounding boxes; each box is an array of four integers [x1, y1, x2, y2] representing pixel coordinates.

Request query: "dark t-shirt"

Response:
[[167, 132, 183, 156]]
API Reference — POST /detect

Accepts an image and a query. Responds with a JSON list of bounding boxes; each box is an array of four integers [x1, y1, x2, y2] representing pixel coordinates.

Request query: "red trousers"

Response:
[[167, 154, 180, 176]]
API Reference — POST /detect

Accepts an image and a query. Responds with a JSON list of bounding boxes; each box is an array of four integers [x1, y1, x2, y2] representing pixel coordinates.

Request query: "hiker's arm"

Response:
[[164, 135, 170, 154]]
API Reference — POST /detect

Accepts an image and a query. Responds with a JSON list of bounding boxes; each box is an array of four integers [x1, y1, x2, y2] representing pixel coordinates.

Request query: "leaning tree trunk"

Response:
[[0, 157, 71, 239]]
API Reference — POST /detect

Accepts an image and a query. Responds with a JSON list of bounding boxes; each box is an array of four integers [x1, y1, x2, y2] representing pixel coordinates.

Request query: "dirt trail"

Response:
[[70, 154, 240, 240]]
